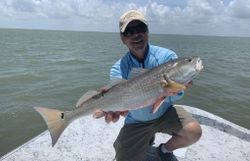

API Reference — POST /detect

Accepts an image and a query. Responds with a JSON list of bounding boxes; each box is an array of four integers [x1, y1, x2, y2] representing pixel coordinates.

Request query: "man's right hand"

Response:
[[93, 109, 128, 123]]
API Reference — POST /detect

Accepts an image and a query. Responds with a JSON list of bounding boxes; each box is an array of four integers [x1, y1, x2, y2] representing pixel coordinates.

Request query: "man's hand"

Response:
[[93, 86, 128, 123], [93, 109, 128, 123]]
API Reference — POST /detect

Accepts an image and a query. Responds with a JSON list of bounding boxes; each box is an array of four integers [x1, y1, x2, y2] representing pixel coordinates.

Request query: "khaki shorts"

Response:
[[113, 106, 196, 161]]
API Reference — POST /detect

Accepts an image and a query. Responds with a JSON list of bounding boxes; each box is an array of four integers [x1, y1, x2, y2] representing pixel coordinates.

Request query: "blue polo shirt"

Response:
[[110, 44, 184, 124]]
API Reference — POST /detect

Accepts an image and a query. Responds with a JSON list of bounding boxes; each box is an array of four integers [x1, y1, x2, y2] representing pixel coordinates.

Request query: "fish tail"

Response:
[[34, 106, 72, 146]]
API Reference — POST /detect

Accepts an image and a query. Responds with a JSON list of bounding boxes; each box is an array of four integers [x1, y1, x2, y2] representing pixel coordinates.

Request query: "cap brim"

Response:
[[120, 19, 148, 33]]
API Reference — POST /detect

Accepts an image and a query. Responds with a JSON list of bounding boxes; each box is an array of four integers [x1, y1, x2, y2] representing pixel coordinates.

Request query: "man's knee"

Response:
[[179, 121, 202, 143]]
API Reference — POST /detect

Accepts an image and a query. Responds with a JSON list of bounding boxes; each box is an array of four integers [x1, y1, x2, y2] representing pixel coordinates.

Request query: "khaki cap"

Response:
[[119, 10, 148, 33]]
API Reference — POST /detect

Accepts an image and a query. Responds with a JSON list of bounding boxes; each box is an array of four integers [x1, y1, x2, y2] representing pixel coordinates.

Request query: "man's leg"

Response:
[[163, 120, 202, 151], [156, 106, 202, 159], [114, 122, 154, 161]]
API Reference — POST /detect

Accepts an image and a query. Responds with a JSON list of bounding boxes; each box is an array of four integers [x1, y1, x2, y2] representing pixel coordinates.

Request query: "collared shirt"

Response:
[[110, 44, 184, 124]]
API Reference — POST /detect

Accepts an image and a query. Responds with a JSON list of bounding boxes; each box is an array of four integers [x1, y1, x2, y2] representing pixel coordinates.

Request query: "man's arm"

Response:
[[110, 59, 123, 79]]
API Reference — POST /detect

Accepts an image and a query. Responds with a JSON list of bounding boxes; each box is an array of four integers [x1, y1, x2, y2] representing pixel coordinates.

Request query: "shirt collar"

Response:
[[129, 44, 149, 63]]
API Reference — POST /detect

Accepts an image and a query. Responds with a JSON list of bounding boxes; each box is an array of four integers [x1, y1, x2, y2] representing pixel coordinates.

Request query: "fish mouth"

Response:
[[195, 58, 203, 72]]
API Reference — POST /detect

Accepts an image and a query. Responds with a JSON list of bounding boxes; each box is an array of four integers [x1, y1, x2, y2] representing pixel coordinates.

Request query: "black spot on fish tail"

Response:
[[61, 113, 64, 119]]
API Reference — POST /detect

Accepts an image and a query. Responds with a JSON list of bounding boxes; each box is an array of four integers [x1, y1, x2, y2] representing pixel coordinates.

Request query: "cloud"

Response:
[[0, 0, 114, 20], [0, 0, 250, 36], [0, 0, 121, 31], [227, 0, 250, 19], [138, 0, 250, 36], [182, 0, 225, 23]]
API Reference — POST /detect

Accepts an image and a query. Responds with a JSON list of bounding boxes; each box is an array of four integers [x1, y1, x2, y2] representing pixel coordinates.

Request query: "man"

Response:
[[98, 10, 202, 161]]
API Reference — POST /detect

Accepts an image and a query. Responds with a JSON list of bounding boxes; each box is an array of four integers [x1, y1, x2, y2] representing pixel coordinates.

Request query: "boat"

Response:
[[1, 105, 249, 161]]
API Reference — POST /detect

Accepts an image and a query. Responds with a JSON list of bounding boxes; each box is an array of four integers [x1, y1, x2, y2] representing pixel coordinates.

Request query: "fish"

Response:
[[34, 56, 203, 146]]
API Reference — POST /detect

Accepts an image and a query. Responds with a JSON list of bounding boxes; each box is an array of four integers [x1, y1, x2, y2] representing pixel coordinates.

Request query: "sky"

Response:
[[0, 0, 250, 37]]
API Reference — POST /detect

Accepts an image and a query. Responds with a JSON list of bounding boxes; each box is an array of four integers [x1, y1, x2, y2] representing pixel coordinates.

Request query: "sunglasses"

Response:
[[121, 23, 148, 37]]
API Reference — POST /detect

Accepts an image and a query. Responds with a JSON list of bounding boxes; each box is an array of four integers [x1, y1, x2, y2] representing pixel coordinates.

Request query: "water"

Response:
[[0, 29, 249, 156]]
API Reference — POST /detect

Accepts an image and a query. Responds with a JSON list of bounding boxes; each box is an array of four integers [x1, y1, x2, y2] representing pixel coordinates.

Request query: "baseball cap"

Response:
[[119, 10, 148, 33]]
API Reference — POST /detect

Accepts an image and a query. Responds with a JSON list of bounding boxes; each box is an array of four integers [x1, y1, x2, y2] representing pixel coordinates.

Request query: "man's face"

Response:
[[121, 20, 148, 56]]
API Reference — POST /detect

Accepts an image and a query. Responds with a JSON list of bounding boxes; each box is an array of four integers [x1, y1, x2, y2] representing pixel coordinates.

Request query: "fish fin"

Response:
[[34, 107, 71, 147], [161, 76, 186, 90], [103, 78, 127, 90], [128, 68, 149, 79], [76, 79, 127, 108], [109, 77, 127, 85], [76, 90, 99, 108], [166, 81, 186, 90], [152, 96, 165, 113]]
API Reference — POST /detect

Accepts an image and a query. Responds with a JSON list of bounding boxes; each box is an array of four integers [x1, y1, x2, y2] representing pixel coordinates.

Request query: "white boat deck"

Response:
[[1, 105, 250, 161]]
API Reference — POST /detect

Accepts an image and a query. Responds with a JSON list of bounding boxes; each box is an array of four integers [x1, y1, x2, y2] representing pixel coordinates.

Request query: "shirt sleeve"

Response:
[[110, 59, 123, 80], [159, 49, 178, 64]]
